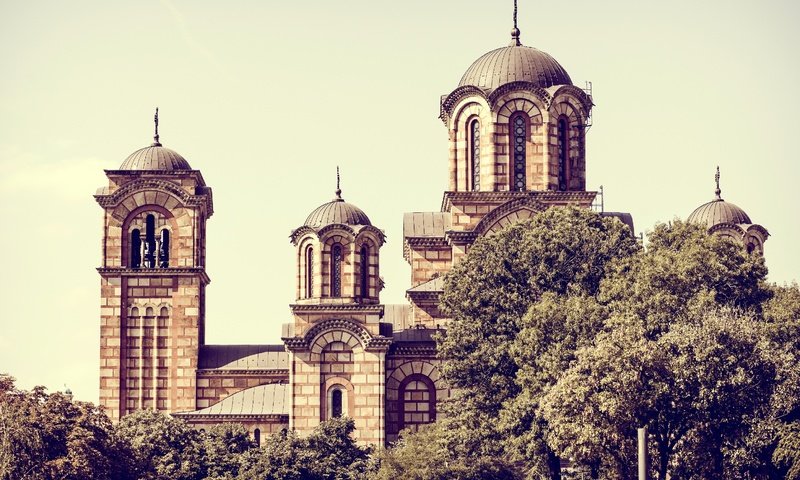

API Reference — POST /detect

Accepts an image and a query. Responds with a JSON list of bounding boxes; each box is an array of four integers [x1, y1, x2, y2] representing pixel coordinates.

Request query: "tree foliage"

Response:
[[240, 417, 372, 480], [437, 206, 640, 469], [436, 211, 797, 479]]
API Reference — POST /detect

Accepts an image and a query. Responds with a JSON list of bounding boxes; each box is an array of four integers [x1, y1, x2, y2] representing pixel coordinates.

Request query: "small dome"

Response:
[[304, 197, 371, 228], [688, 198, 752, 228], [119, 144, 192, 170], [459, 44, 572, 91]]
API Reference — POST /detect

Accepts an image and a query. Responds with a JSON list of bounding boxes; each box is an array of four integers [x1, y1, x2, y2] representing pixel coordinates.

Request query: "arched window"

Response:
[[130, 229, 142, 268], [327, 384, 348, 420], [332, 389, 343, 418], [558, 118, 569, 191], [399, 374, 436, 432], [469, 119, 480, 191], [144, 214, 156, 268], [254, 428, 261, 447], [359, 245, 369, 299], [510, 113, 527, 191], [158, 229, 170, 268], [331, 244, 343, 297], [304, 246, 314, 298]]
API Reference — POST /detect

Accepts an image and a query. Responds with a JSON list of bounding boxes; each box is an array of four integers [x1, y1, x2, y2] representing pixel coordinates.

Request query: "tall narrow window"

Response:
[[558, 118, 569, 191], [254, 428, 261, 447], [511, 114, 527, 191], [331, 389, 343, 418], [469, 119, 480, 191], [359, 245, 369, 299], [131, 229, 142, 268], [144, 214, 156, 268], [158, 230, 170, 268], [331, 245, 342, 297], [305, 246, 314, 299]]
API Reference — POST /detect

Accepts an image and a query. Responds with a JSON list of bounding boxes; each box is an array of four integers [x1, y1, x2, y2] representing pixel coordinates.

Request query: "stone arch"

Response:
[[451, 100, 492, 192], [321, 376, 355, 419], [440, 86, 490, 126], [473, 197, 547, 236], [386, 361, 447, 435], [305, 319, 372, 361], [121, 205, 182, 269]]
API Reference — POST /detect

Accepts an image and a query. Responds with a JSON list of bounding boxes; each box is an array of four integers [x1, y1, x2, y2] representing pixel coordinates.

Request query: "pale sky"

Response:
[[0, 0, 798, 403]]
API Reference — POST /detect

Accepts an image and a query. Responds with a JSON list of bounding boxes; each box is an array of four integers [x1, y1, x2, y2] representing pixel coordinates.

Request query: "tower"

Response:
[[688, 167, 769, 254], [404, 12, 599, 327], [283, 174, 391, 444], [95, 111, 213, 421]]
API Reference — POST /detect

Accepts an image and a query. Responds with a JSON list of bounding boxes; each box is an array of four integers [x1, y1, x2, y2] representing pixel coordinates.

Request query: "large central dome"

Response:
[[459, 36, 572, 91]]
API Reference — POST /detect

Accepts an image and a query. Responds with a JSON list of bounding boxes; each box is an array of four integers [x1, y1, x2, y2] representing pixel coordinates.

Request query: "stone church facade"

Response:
[[95, 20, 767, 446]]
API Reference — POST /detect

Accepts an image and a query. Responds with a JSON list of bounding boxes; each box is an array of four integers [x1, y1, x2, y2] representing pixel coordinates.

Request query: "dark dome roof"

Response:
[[459, 42, 572, 91], [304, 195, 371, 228], [688, 198, 752, 228], [119, 144, 192, 170]]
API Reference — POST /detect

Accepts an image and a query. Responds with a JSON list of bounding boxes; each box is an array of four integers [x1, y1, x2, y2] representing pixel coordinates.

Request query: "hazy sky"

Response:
[[1, 0, 798, 403]]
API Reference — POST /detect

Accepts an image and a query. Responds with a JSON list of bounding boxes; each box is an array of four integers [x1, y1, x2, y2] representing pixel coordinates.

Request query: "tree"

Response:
[[540, 309, 777, 480], [437, 206, 640, 473], [116, 409, 204, 480], [201, 423, 254, 479], [239, 417, 373, 480], [0, 375, 132, 480], [371, 422, 523, 480]]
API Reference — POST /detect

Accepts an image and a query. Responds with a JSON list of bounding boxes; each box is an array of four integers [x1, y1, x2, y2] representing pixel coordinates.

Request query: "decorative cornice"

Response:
[[444, 230, 477, 245], [95, 178, 213, 217], [388, 344, 438, 357], [406, 291, 442, 303], [196, 369, 288, 377], [548, 84, 594, 117], [441, 190, 597, 212], [487, 81, 552, 108], [439, 86, 489, 125], [289, 223, 386, 246], [289, 304, 384, 313], [174, 412, 288, 422], [402, 236, 449, 263], [96, 267, 210, 284]]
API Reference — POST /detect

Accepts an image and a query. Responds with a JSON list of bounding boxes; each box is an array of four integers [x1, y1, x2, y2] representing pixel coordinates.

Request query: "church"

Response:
[[94, 10, 768, 447]]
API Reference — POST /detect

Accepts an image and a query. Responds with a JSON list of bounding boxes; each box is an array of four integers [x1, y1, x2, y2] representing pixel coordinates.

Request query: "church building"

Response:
[[94, 10, 766, 446]]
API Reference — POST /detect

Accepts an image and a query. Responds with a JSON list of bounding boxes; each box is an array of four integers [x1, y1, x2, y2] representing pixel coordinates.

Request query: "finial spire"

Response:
[[510, 0, 521, 46], [334, 166, 342, 200], [152, 107, 161, 146], [714, 166, 722, 200]]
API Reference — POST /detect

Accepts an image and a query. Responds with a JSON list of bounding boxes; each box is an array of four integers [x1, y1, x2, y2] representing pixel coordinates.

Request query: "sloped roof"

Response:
[[383, 304, 411, 332], [407, 276, 445, 293], [198, 345, 288, 371], [176, 383, 289, 417], [403, 212, 450, 238]]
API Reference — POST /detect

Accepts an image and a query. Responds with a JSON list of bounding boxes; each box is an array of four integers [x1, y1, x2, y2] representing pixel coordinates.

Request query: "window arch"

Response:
[[304, 245, 314, 299], [143, 214, 156, 268], [469, 119, 480, 191], [557, 117, 569, 191], [510, 113, 528, 191], [399, 374, 436, 432], [327, 385, 348, 420], [330, 244, 343, 297], [359, 244, 369, 299], [130, 229, 142, 268], [158, 229, 170, 268]]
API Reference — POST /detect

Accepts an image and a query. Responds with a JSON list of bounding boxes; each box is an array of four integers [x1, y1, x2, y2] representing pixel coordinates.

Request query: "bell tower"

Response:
[[95, 110, 213, 421], [283, 172, 391, 445]]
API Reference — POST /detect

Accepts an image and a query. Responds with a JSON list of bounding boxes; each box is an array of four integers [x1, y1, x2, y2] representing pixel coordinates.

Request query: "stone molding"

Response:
[[95, 178, 213, 216]]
